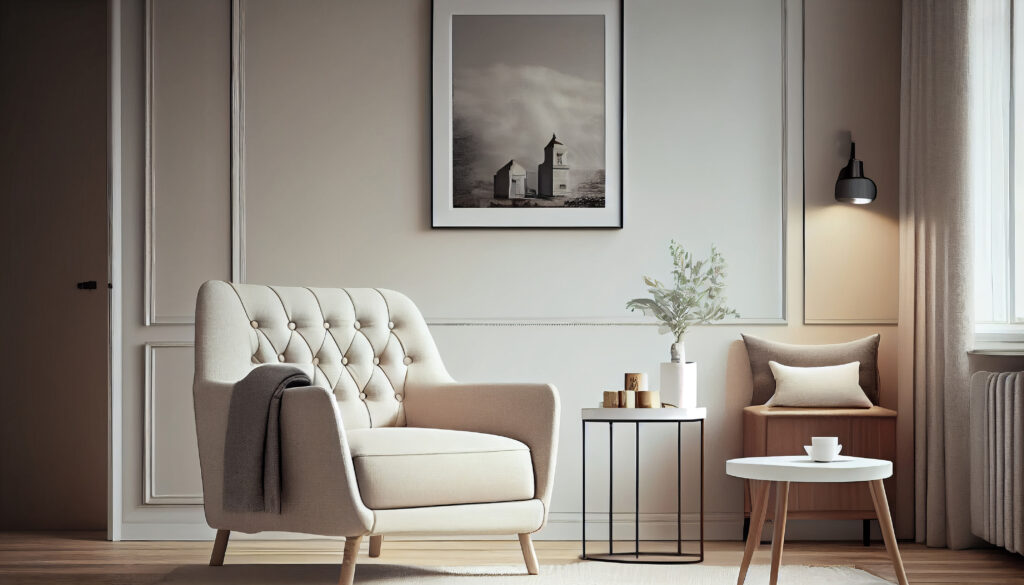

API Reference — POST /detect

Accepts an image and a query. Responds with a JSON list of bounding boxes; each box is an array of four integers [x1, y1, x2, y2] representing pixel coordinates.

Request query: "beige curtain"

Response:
[[901, 0, 983, 549]]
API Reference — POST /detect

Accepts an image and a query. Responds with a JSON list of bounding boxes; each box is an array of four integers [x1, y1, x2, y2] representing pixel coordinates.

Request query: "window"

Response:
[[559, 184, 567, 190], [974, 0, 1024, 342], [556, 153, 563, 165]]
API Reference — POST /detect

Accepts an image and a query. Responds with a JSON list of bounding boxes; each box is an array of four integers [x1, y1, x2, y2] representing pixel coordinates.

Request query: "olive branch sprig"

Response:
[[626, 240, 739, 343]]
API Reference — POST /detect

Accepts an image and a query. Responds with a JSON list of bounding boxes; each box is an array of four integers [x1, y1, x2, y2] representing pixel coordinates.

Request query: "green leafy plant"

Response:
[[626, 241, 739, 362]]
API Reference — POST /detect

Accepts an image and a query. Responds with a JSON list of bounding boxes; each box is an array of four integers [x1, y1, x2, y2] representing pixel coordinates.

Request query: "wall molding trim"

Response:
[[108, 0, 125, 541], [425, 317, 788, 327], [231, 0, 247, 284], [778, 0, 791, 324], [143, 0, 195, 326], [143, 342, 203, 506], [799, 0, 900, 325], [804, 318, 899, 326]]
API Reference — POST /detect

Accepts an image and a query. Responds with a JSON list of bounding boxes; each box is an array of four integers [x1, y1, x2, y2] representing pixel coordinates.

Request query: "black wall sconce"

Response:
[[835, 141, 876, 204]]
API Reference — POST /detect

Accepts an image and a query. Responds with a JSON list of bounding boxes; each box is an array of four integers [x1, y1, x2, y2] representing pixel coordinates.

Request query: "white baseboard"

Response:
[[540, 512, 743, 541], [119, 512, 873, 542], [119, 513, 741, 542]]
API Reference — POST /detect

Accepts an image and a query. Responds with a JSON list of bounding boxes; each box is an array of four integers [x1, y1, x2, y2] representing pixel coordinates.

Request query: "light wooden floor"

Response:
[[1, 532, 1023, 585]]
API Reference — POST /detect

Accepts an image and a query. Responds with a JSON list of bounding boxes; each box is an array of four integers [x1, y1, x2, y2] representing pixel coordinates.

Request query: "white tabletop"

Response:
[[581, 407, 707, 421], [726, 455, 892, 483]]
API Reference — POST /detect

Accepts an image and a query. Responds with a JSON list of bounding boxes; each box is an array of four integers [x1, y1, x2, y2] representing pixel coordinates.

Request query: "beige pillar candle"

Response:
[[603, 391, 620, 408], [637, 390, 662, 408], [624, 372, 649, 391], [618, 390, 637, 408]]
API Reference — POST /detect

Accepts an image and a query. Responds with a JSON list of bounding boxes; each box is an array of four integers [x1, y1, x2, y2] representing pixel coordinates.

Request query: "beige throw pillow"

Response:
[[766, 361, 872, 408]]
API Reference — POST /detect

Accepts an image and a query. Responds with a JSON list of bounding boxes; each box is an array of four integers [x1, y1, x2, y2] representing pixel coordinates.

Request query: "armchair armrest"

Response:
[[194, 380, 372, 536], [278, 386, 373, 534], [403, 382, 560, 514]]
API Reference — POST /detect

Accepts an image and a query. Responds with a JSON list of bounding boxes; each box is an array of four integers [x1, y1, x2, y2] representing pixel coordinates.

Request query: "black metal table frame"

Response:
[[581, 417, 705, 564]]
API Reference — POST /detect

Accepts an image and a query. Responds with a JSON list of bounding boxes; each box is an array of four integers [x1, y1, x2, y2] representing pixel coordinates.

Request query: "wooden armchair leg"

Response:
[[339, 535, 363, 585], [369, 535, 383, 558], [209, 529, 230, 566], [518, 533, 539, 575]]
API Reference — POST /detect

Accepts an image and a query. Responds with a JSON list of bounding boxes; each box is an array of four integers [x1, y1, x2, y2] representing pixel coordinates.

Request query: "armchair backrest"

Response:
[[195, 281, 452, 428]]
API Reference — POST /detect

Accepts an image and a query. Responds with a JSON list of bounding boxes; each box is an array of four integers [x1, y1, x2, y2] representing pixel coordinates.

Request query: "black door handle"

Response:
[[77, 280, 97, 290]]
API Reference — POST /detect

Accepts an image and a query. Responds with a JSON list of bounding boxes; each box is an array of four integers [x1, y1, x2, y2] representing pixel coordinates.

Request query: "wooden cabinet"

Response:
[[742, 405, 897, 524]]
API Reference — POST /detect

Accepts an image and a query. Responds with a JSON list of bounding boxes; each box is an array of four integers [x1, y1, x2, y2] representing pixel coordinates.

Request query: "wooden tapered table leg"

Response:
[[737, 480, 771, 585], [209, 529, 230, 567], [369, 535, 383, 558], [768, 481, 790, 585], [868, 479, 909, 585]]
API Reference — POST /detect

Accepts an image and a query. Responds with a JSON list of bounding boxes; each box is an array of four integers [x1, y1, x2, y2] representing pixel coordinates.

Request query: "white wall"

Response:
[[115, 0, 909, 540], [241, 0, 784, 322]]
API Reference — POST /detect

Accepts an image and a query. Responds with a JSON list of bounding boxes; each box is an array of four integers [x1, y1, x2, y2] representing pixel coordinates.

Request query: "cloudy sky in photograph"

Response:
[[452, 15, 605, 185]]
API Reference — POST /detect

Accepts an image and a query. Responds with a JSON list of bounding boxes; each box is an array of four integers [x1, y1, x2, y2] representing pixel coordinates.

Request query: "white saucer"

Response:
[[804, 444, 843, 462]]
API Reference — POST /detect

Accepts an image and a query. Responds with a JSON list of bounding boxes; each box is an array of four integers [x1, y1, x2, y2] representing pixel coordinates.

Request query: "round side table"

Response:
[[726, 455, 907, 585], [581, 407, 706, 564]]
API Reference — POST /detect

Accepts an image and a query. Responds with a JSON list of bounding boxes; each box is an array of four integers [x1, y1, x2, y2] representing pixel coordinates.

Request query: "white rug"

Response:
[[157, 563, 892, 584]]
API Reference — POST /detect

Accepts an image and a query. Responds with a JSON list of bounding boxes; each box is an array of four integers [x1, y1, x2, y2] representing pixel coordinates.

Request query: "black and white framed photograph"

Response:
[[431, 0, 623, 228]]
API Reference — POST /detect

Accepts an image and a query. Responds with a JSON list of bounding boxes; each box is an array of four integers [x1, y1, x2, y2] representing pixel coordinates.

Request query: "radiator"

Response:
[[970, 371, 1024, 554]]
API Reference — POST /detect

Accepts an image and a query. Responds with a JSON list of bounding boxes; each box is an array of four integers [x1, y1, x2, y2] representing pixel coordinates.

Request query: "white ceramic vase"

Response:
[[660, 361, 698, 409]]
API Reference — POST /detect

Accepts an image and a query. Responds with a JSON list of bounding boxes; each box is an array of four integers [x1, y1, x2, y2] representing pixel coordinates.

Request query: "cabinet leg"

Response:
[[742, 516, 751, 541], [863, 519, 871, 546]]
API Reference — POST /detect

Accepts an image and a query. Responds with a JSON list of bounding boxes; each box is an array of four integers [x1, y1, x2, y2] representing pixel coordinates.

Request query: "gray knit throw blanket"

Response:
[[223, 365, 311, 513]]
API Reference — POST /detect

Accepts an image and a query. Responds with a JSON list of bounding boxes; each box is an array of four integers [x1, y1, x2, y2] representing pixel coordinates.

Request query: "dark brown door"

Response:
[[0, 0, 108, 529]]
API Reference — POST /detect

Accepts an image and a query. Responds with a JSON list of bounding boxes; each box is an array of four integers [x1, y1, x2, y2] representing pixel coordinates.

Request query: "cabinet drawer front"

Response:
[[764, 418, 853, 456], [763, 416, 896, 514]]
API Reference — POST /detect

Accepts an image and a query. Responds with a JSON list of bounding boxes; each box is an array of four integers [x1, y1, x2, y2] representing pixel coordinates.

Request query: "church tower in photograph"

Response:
[[538, 134, 569, 197]]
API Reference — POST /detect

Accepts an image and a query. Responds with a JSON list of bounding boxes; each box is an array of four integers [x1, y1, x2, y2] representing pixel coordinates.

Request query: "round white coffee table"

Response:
[[726, 455, 907, 585]]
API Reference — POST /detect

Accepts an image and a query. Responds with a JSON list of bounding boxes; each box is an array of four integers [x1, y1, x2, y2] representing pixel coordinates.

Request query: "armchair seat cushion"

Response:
[[346, 427, 534, 510]]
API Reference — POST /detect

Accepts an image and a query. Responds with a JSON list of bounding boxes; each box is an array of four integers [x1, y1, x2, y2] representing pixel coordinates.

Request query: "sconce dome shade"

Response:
[[835, 142, 876, 204]]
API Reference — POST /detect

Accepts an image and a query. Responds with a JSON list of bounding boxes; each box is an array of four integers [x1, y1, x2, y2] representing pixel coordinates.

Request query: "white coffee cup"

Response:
[[811, 436, 842, 462]]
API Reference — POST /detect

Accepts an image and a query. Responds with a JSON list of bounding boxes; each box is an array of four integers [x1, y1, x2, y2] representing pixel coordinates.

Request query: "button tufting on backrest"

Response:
[[201, 283, 452, 430]]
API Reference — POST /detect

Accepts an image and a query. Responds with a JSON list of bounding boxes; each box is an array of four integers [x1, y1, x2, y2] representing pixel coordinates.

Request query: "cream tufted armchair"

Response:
[[193, 281, 559, 584]]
